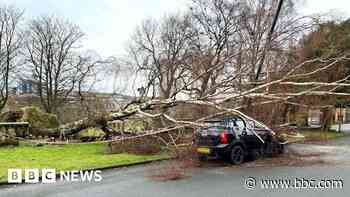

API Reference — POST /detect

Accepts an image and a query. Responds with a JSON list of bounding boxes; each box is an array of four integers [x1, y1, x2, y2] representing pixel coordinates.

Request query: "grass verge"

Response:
[[0, 142, 166, 182], [301, 129, 347, 141]]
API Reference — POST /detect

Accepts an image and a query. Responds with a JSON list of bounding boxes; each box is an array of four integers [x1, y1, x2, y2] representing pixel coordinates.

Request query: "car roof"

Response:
[[204, 116, 243, 123]]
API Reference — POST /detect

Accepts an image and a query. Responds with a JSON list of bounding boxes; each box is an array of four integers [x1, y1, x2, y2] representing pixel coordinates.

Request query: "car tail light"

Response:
[[220, 131, 228, 144]]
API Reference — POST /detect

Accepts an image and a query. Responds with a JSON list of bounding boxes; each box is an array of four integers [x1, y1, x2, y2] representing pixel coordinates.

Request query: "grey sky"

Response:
[[1, 0, 350, 93], [1, 0, 188, 57], [302, 0, 350, 16], [1, 0, 348, 58]]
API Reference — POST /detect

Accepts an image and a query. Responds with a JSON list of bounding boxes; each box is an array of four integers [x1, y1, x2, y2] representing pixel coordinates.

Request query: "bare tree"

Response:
[[24, 15, 85, 114], [129, 13, 194, 99], [122, 0, 315, 126], [0, 5, 23, 112], [182, 0, 312, 100], [185, 0, 242, 98], [238, 0, 310, 81], [77, 52, 117, 118]]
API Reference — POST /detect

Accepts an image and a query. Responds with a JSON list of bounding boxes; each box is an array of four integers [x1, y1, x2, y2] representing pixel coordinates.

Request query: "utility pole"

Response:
[[255, 0, 284, 82]]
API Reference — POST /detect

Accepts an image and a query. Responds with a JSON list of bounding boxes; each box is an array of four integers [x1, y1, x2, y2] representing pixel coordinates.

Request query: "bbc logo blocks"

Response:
[[24, 169, 39, 183], [8, 169, 22, 183], [42, 169, 56, 183], [8, 169, 56, 183]]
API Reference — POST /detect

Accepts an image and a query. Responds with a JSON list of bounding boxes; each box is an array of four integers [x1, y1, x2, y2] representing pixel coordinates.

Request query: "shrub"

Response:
[[0, 129, 18, 147], [20, 106, 59, 129], [0, 137, 19, 147], [124, 119, 147, 132], [78, 127, 105, 142]]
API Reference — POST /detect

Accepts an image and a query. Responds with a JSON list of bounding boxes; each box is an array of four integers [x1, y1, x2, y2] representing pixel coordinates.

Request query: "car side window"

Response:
[[232, 117, 246, 135], [235, 119, 245, 130], [245, 120, 260, 135]]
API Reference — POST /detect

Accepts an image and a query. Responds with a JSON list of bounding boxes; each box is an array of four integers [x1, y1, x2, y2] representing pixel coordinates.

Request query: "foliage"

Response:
[[0, 142, 165, 182], [302, 20, 350, 59], [0, 137, 18, 147], [20, 106, 59, 128], [300, 19, 350, 88], [124, 119, 147, 132], [78, 127, 106, 141], [0, 127, 19, 147], [288, 19, 350, 129], [0, 129, 18, 147], [78, 127, 105, 138], [0, 110, 23, 122]]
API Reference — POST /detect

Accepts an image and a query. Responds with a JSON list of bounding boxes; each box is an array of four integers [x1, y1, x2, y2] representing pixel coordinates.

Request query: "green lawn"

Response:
[[301, 129, 347, 141], [0, 142, 165, 182]]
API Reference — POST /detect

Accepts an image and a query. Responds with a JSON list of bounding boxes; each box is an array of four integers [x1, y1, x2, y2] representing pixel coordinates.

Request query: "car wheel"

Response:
[[230, 145, 245, 165], [249, 149, 263, 161]]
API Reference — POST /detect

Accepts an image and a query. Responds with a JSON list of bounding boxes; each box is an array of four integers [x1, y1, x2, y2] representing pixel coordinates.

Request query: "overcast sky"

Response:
[[1, 0, 349, 58], [1, 0, 350, 93], [0, 0, 189, 57]]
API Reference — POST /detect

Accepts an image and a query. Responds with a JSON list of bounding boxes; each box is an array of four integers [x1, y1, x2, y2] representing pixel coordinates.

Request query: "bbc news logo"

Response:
[[8, 169, 102, 183]]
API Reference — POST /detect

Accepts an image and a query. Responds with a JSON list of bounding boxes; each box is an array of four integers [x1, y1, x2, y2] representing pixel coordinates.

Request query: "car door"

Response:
[[239, 118, 263, 150], [224, 117, 245, 139]]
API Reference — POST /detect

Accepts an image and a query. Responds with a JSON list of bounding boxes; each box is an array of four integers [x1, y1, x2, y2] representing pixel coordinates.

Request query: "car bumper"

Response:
[[196, 144, 230, 156]]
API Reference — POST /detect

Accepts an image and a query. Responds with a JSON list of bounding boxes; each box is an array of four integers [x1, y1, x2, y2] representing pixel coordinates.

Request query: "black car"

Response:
[[194, 115, 285, 165]]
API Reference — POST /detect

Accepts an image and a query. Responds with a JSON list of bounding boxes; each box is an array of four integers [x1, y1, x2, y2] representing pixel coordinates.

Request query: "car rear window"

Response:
[[200, 122, 226, 135], [205, 121, 223, 127], [224, 117, 245, 128]]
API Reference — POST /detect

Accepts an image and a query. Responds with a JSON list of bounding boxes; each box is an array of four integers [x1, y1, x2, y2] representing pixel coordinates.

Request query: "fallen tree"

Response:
[[28, 54, 350, 141]]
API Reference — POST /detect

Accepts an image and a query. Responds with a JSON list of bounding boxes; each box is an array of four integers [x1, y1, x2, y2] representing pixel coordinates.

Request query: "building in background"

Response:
[[334, 104, 350, 124], [18, 79, 35, 94], [308, 109, 322, 128], [9, 79, 36, 96]]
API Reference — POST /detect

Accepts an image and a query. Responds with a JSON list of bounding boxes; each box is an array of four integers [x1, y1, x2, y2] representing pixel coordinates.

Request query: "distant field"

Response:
[[0, 142, 165, 182]]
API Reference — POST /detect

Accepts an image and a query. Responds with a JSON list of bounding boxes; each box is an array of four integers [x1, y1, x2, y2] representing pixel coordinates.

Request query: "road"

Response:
[[1, 138, 350, 197], [330, 124, 350, 133]]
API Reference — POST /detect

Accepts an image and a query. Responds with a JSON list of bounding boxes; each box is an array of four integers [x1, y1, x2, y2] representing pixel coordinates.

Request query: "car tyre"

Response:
[[230, 145, 245, 165], [249, 149, 263, 161]]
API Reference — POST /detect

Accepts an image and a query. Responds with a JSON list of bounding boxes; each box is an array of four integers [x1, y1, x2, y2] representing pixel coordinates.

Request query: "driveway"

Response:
[[1, 137, 350, 197]]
